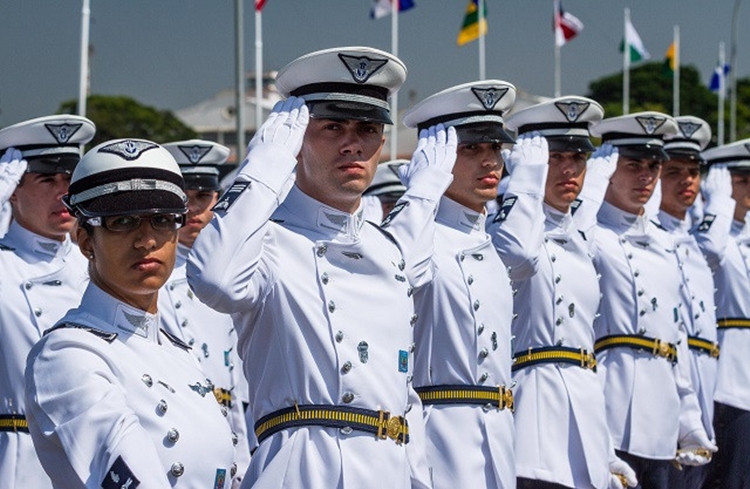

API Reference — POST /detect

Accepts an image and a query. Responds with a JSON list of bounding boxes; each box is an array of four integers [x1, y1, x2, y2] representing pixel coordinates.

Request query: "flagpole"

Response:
[[78, 0, 90, 117], [553, 0, 561, 97], [390, 0, 399, 159], [718, 41, 726, 145], [673, 25, 680, 116], [255, 7, 263, 134], [478, 0, 486, 80], [234, 0, 245, 159], [730, 0, 742, 142], [623, 8, 630, 115]]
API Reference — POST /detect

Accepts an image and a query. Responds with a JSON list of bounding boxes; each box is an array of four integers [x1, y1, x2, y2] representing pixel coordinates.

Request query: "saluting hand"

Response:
[[701, 163, 732, 204], [501, 131, 548, 175], [586, 143, 618, 184], [399, 123, 457, 186], [0, 148, 27, 204], [246, 96, 309, 159]]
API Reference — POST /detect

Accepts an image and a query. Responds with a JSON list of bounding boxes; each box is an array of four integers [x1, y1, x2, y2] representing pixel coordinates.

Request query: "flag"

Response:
[[663, 41, 676, 73], [457, 0, 487, 46], [554, 0, 583, 47], [710, 63, 731, 92], [255, 0, 267, 11], [620, 17, 650, 62], [370, 0, 415, 19]]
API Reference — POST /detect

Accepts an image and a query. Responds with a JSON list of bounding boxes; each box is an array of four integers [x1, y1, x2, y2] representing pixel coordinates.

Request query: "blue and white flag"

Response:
[[370, 0, 415, 19]]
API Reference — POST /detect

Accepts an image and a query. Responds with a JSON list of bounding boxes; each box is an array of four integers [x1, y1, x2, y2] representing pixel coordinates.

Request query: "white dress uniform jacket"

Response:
[[160, 243, 252, 483], [494, 201, 613, 489], [24, 282, 236, 489], [657, 210, 719, 438], [588, 202, 704, 459], [0, 220, 88, 489], [693, 198, 750, 412], [187, 158, 432, 489], [387, 195, 515, 489]]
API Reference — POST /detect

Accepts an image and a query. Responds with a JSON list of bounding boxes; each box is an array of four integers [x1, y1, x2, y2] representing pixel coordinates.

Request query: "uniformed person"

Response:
[[695, 138, 750, 489], [657, 116, 719, 489], [0, 115, 94, 489], [161, 139, 252, 486], [186, 47, 433, 489], [573, 112, 714, 489], [24, 138, 236, 488], [362, 159, 407, 222], [493, 96, 637, 489], [385, 80, 518, 489]]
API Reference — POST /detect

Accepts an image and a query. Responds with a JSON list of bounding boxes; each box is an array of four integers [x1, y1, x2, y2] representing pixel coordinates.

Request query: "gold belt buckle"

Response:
[[653, 339, 670, 358], [710, 343, 720, 358], [386, 416, 403, 442], [500, 386, 515, 412]]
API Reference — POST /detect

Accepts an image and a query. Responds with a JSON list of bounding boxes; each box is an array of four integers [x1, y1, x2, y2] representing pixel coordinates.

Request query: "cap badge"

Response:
[[554, 101, 590, 122], [178, 144, 211, 164], [635, 115, 666, 135], [338, 54, 388, 84], [471, 87, 508, 111], [678, 121, 701, 138], [99, 140, 159, 161], [745, 143, 750, 155], [45, 123, 82, 144]]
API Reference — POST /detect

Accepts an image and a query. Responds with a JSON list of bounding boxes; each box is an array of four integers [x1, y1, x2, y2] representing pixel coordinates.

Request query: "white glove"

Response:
[[584, 143, 618, 194], [608, 456, 638, 488], [500, 131, 548, 176], [643, 178, 662, 219], [701, 163, 732, 205], [398, 124, 457, 186], [675, 429, 717, 467], [0, 148, 27, 205], [244, 96, 309, 159]]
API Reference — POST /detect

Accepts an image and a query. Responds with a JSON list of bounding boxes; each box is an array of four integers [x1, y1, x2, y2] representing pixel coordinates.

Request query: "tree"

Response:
[[586, 62, 750, 144], [58, 95, 197, 148]]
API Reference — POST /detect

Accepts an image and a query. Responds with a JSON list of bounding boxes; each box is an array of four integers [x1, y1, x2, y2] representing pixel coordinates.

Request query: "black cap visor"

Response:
[[308, 101, 391, 124], [26, 154, 80, 175], [456, 122, 514, 145], [665, 148, 704, 164], [183, 173, 221, 191], [67, 190, 188, 218], [547, 135, 596, 153], [614, 144, 670, 162]]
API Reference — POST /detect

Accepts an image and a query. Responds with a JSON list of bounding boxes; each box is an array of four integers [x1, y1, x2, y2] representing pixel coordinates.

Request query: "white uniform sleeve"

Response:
[[693, 194, 735, 270], [25, 333, 172, 489], [488, 162, 547, 282], [187, 144, 297, 314]]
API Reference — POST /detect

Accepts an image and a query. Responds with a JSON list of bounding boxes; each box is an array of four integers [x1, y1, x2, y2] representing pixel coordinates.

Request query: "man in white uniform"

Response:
[[574, 112, 715, 489], [385, 80, 518, 489], [494, 96, 637, 489], [187, 47, 434, 489], [0, 115, 94, 489], [696, 139, 750, 489], [161, 139, 251, 486], [656, 116, 719, 489]]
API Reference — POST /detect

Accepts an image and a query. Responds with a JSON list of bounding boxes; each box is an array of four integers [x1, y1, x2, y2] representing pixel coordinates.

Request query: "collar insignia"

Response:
[[471, 87, 508, 111], [99, 140, 158, 161], [635, 115, 666, 135], [189, 380, 214, 397], [45, 123, 82, 144], [554, 101, 590, 122], [678, 121, 701, 138], [178, 144, 211, 164], [338, 54, 388, 84]]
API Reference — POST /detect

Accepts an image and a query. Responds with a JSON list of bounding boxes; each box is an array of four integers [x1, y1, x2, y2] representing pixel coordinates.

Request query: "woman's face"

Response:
[[77, 214, 179, 313]]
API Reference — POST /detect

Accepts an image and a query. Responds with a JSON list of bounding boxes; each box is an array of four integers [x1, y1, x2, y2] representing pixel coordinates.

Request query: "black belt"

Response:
[[594, 334, 678, 364], [254, 404, 409, 445], [687, 335, 720, 358], [415, 384, 514, 411], [717, 317, 750, 329], [0, 414, 28, 433], [512, 346, 597, 372]]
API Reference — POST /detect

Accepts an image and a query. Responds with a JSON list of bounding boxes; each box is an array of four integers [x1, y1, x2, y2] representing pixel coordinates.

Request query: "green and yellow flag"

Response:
[[663, 41, 676, 74], [457, 0, 487, 46]]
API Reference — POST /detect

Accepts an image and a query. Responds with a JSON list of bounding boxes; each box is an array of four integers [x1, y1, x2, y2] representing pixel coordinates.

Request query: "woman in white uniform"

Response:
[[24, 139, 236, 489]]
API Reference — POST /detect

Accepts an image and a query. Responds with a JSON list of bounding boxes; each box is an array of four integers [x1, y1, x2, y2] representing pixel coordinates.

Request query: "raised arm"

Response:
[[187, 98, 309, 313], [381, 124, 456, 289], [572, 144, 618, 238], [488, 132, 548, 281], [693, 164, 735, 269]]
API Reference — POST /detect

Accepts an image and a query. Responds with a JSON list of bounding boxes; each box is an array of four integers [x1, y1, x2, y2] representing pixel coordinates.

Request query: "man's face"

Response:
[[731, 171, 750, 221], [178, 189, 218, 248], [659, 159, 701, 219], [605, 156, 662, 215], [9, 172, 74, 241], [296, 118, 385, 213], [545, 151, 588, 212], [444, 142, 503, 213]]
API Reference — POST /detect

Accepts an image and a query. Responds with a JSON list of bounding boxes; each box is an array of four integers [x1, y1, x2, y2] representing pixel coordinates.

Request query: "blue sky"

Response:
[[1, 0, 747, 127]]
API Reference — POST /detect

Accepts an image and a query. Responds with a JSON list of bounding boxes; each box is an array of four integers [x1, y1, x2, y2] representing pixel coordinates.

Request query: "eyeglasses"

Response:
[[86, 213, 185, 233]]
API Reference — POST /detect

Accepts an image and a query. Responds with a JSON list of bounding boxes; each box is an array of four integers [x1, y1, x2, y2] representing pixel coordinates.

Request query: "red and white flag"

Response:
[[554, 0, 583, 47], [255, 0, 267, 12]]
